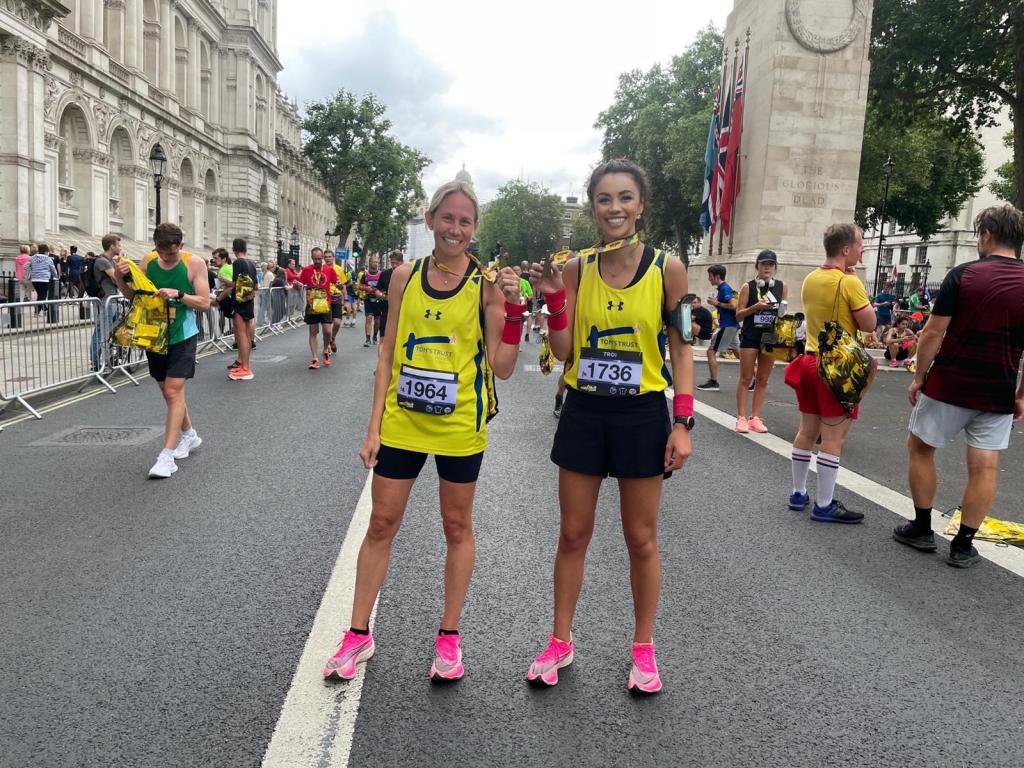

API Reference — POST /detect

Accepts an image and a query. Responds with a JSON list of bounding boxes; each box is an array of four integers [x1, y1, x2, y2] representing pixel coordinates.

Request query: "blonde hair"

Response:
[[427, 180, 479, 222]]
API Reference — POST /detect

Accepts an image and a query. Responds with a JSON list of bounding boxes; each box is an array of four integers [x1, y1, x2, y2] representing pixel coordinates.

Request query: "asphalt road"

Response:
[[694, 356, 1024, 524], [2, 328, 1023, 768]]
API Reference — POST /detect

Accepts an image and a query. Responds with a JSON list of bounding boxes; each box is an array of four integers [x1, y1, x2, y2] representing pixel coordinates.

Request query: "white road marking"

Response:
[[689, 395, 1024, 578], [261, 471, 377, 767]]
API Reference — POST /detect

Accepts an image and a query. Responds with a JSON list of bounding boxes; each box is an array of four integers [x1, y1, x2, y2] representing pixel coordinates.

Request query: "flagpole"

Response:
[[709, 44, 729, 258], [727, 29, 750, 257], [718, 39, 739, 257]]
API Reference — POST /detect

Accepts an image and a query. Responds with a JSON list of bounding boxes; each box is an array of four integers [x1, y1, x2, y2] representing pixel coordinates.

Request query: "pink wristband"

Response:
[[673, 393, 694, 419]]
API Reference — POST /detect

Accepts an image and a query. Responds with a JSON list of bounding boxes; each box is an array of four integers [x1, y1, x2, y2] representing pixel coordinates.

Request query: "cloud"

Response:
[[278, 9, 499, 168]]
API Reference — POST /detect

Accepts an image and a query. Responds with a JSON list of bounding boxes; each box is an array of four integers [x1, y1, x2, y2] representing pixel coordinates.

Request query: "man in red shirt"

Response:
[[297, 248, 338, 369], [285, 257, 302, 321], [898, 205, 1024, 568]]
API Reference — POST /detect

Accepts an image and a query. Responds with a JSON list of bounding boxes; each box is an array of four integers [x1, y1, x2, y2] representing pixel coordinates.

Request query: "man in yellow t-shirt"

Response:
[[324, 251, 349, 354], [784, 223, 876, 524]]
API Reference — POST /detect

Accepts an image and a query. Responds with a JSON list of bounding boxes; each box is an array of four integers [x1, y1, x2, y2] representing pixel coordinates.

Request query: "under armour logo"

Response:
[[424, 309, 442, 320], [607, 301, 624, 312]]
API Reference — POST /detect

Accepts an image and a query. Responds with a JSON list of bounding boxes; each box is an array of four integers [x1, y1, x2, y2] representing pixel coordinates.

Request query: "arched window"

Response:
[[204, 169, 218, 248], [109, 127, 135, 235], [56, 104, 94, 232], [180, 158, 196, 242]]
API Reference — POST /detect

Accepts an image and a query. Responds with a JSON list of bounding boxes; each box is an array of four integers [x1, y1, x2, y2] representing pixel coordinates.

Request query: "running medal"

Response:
[[545, 233, 641, 269], [431, 252, 497, 283], [539, 336, 554, 376]]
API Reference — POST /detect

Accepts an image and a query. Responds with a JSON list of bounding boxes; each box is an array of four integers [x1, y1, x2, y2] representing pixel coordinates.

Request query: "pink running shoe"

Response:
[[430, 632, 464, 681], [526, 634, 574, 687], [748, 416, 768, 433], [323, 630, 374, 680], [628, 642, 662, 694], [735, 416, 749, 433]]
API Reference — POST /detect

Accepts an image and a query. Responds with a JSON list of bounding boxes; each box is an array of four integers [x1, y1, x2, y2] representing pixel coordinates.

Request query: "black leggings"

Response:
[[33, 281, 50, 309]]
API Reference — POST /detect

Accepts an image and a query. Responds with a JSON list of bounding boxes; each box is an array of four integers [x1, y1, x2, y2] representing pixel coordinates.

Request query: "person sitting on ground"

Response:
[[883, 317, 917, 368]]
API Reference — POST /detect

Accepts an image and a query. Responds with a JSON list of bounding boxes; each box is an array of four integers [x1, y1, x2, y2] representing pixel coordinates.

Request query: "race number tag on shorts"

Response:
[[396, 364, 458, 415], [577, 348, 643, 397], [753, 310, 778, 329]]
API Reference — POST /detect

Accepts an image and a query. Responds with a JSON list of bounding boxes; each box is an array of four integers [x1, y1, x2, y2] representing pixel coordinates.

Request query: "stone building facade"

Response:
[[0, 0, 333, 266]]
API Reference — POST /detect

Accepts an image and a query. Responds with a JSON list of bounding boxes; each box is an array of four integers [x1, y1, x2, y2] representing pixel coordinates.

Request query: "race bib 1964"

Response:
[[396, 364, 458, 415], [577, 348, 642, 397]]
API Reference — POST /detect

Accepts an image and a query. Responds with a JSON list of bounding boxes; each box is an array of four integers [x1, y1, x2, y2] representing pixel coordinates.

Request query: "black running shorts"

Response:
[[551, 388, 671, 479], [305, 310, 332, 325], [146, 334, 198, 382], [330, 303, 343, 320], [374, 444, 484, 484], [232, 299, 254, 321]]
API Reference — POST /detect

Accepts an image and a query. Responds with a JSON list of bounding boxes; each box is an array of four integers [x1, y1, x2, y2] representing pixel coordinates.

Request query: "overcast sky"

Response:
[[278, 0, 731, 205]]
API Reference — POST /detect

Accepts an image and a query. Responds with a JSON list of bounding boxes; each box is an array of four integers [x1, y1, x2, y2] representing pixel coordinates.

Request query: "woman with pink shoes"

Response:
[[525, 159, 694, 694], [734, 250, 788, 434]]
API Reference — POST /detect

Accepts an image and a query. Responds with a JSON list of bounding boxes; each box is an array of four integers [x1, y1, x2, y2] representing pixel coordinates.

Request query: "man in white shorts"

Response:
[[897, 204, 1024, 568]]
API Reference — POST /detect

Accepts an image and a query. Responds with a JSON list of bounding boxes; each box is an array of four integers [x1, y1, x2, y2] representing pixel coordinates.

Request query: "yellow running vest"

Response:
[[564, 248, 670, 396], [380, 258, 488, 456]]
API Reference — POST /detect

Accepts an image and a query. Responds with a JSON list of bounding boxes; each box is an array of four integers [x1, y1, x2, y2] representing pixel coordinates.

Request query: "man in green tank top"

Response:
[[111, 223, 212, 478]]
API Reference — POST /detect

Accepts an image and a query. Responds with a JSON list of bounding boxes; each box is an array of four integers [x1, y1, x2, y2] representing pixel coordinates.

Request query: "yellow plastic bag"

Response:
[[309, 288, 329, 314], [539, 336, 555, 376], [943, 507, 1024, 548], [110, 259, 171, 354]]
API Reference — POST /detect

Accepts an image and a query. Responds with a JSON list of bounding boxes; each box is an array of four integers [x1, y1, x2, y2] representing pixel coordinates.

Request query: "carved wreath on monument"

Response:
[[786, 0, 870, 53]]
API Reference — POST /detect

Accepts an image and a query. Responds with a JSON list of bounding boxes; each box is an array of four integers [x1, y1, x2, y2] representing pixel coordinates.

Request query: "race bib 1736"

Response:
[[576, 348, 643, 397]]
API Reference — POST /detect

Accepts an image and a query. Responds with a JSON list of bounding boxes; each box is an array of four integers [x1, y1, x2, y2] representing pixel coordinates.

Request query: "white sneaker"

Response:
[[148, 453, 178, 478], [172, 432, 202, 460]]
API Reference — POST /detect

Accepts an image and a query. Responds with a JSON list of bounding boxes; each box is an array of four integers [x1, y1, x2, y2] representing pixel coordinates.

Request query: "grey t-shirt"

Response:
[[94, 256, 119, 299]]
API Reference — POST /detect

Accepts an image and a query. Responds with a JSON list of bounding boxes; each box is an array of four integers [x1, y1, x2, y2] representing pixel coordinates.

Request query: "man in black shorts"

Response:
[[690, 296, 713, 345], [223, 238, 257, 380], [297, 247, 338, 369], [110, 223, 211, 478], [359, 254, 384, 347]]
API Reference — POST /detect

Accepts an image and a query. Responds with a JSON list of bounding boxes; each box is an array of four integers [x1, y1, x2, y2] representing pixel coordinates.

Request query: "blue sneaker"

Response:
[[788, 491, 810, 511], [810, 499, 864, 524]]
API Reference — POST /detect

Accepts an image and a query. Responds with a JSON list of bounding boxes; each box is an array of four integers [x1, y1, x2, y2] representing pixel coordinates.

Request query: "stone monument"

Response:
[[690, 0, 874, 306]]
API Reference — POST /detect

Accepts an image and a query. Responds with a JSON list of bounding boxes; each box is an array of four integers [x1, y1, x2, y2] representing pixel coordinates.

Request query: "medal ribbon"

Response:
[[547, 233, 641, 268]]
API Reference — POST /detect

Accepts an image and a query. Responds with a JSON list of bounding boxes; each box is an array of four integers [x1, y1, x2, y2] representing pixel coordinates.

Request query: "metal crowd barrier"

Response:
[[0, 296, 114, 419], [0, 284, 311, 422]]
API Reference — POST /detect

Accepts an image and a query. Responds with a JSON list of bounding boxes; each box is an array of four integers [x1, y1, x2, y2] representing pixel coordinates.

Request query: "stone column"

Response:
[[184, 19, 197, 109], [158, 0, 172, 91], [124, 0, 139, 69], [0, 39, 50, 254], [104, 0, 126, 61], [690, 0, 874, 306], [236, 52, 251, 134], [210, 44, 221, 126]]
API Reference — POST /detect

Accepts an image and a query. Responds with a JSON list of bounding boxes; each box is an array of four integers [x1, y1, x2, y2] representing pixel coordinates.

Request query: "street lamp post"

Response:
[[873, 155, 895, 295], [289, 226, 300, 266], [148, 143, 167, 227], [276, 224, 285, 268], [324, 229, 333, 251]]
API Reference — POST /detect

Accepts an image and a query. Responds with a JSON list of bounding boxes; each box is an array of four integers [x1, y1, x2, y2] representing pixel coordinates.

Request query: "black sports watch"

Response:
[[673, 416, 695, 431], [176, 289, 184, 301]]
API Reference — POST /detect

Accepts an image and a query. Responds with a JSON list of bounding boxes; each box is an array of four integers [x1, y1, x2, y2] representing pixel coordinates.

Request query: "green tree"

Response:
[[856, 106, 985, 238], [595, 23, 723, 264], [568, 210, 599, 249], [869, 0, 1023, 209], [990, 131, 1016, 203], [303, 90, 429, 251], [477, 180, 563, 265]]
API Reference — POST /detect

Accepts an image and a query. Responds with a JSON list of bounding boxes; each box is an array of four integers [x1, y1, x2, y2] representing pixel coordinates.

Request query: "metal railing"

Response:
[[0, 285, 310, 421]]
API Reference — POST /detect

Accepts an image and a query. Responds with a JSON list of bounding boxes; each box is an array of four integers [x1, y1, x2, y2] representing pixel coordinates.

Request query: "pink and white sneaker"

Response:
[[430, 632, 465, 681], [322, 630, 375, 680], [735, 416, 749, 433], [748, 416, 769, 433], [628, 642, 662, 694], [526, 634, 574, 687]]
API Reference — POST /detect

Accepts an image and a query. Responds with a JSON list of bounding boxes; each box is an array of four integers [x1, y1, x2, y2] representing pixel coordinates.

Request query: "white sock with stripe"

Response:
[[815, 452, 841, 508], [791, 448, 812, 495]]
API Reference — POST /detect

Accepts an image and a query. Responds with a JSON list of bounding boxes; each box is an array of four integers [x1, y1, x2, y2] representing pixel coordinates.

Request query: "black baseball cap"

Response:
[[756, 249, 778, 264]]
